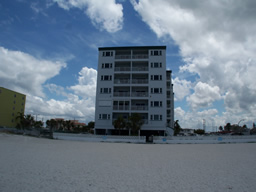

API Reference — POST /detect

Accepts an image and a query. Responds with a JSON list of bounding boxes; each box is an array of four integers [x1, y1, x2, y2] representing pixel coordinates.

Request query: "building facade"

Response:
[[0, 87, 26, 128], [94, 46, 174, 136]]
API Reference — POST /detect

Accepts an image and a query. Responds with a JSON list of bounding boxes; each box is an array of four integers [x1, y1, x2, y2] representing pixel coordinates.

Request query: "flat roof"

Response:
[[99, 46, 166, 51]]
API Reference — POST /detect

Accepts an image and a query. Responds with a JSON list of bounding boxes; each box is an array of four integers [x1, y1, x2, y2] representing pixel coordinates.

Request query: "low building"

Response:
[[0, 87, 26, 128]]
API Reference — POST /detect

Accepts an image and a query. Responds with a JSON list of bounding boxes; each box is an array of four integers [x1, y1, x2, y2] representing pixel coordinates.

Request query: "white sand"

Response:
[[0, 133, 256, 192]]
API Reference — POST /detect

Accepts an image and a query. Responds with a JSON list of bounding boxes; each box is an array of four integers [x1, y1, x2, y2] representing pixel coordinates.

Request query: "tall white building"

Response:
[[94, 46, 174, 136]]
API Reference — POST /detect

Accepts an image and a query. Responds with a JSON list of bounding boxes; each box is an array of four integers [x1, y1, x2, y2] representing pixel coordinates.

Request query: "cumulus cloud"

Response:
[[32, 67, 98, 122], [132, 0, 256, 125], [52, 0, 123, 33], [172, 77, 191, 101], [0, 46, 95, 123], [69, 67, 97, 99], [187, 82, 221, 110], [0, 46, 66, 97]]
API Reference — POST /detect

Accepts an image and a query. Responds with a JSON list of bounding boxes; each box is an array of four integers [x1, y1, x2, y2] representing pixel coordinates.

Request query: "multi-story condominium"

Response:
[[0, 87, 26, 128], [94, 46, 174, 136]]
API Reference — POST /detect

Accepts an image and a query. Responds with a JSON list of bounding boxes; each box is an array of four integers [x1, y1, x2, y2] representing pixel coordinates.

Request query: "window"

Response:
[[150, 114, 162, 121], [103, 51, 113, 57], [101, 75, 112, 81], [100, 88, 111, 94], [102, 63, 112, 68], [151, 88, 162, 94], [150, 50, 162, 56], [151, 62, 162, 68], [151, 101, 162, 107], [151, 75, 162, 81], [99, 114, 111, 120]]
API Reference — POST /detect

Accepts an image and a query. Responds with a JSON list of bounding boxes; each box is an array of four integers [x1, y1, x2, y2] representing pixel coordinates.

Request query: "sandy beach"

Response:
[[0, 133, 256, 192]]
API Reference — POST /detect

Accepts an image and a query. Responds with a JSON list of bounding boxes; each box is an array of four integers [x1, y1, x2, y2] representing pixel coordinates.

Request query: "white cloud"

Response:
[[187, 82, 221, 110], [69, 67, 97, 99], [0, 46, 96, 123], [132, 0, 256, 125], [172, 77, 191, 101], [52, 0, 123, 33], [0, 46, 66, 97]]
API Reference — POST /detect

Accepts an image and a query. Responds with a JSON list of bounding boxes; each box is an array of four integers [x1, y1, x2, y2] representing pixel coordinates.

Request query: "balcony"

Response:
[[113, 92, 130, 97], [114, 79, 130, 84], [132, 79, 148, 84], [131, 106, 148, 110], [115, 55, 131, 59], [132, 67, 148, 71], [131, 92, 148, 97], [113, 105, 129, 111], [114, 67, 131, 72], [132, 50, 148, 59], [132, 54, 148, 59]]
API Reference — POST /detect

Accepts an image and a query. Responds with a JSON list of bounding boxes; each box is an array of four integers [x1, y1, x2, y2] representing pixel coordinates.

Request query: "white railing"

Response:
[[114, 79, 130, 84], [53, 132, 146, 143], [113, 92, 130, 97], [132, 79, 148, 84], [115, 55, 131, 59], [113, 106, 129, 110], [131, 106, 148, 110], [131, 92, 148, 97], [132, 67, 148, 71], [132, 55, 148, 59], [114, 67, 131, 71], [52, 132, 256, 144]]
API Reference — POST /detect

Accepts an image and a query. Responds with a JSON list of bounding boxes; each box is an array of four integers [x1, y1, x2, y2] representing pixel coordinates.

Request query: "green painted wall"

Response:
[[0, 87, 26, 128]]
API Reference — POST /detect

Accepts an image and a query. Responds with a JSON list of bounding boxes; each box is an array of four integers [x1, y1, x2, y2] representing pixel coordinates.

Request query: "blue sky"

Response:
[[1, 0, 256, 130]]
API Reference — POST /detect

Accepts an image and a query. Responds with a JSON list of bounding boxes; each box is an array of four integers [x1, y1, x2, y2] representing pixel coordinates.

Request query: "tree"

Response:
[[16, 113, 36, 130], [113, 116, 126, 135], [194, 129, 205, 135], [34, 121, 43, 129], [174, 120, 181, 136], [87, 121, 95, 129], [219, 126, 223, 131], [65, 120, 74, 131], [16, 112, 25, 130], [126, 113, 144, 135], [224, 123, 231, 131], [24, 114, 35, 129], [46, 119, 57, 131]]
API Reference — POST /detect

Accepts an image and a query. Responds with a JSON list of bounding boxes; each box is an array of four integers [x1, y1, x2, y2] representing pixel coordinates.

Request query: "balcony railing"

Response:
[[114, 67, 131, 71], [132, 67, 148, 71], [132, 79, 148, 84], [114, 79, 130, 84], [113, 106, 129, 110], [131, 106, 148, 110], [131, 92, 148, 97], [115, 55, 131, 59], [113, 92, 130, 97], [132, 55, 148, 59]]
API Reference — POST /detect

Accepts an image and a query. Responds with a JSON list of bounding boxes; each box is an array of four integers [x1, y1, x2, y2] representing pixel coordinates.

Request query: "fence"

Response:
[[153, 135, 256, 144], [53, 132, 146, 143], [1, 128, 256, 144]]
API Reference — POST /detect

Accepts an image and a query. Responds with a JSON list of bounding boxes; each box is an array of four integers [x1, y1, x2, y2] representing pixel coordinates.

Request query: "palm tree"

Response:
[[16, 112, 25, 130], [113, 116, 126, 135], [126, 113, 144, 135], [24, 114, 35, 129], [46, 119, 57, 131], [174, 120, 181, 136]]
